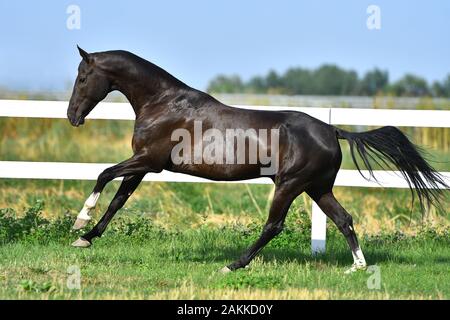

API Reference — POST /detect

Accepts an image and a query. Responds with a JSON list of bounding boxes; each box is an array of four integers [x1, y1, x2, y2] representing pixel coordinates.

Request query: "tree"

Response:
[[205, 65, 447, 97], [431, 74, 450, 97], [439, 74, 450, 97], [360, 68, 389, 96], [206, 75, 243, 93], [247, 76, 266, 93], [431, 81, 445, 97], [265, 70, 281, 89], [282, 68, 313, 95], [312, 64, 358, 95], [390, 74, 430, 96]]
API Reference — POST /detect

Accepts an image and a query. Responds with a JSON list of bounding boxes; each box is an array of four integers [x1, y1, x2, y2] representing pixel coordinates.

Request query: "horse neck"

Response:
[[111, 76, 152, 117], [111, 68, 184, 117]]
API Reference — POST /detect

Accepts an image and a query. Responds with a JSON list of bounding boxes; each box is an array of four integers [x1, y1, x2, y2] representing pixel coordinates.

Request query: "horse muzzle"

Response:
[[68, 113, 85, 127]]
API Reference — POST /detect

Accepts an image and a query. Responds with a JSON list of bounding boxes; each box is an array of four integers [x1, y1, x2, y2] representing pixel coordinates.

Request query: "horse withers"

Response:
[[67, 46, 448, 273]]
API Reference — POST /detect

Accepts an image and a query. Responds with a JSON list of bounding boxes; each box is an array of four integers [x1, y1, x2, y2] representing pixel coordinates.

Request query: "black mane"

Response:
[[94, 50, 189, 89]]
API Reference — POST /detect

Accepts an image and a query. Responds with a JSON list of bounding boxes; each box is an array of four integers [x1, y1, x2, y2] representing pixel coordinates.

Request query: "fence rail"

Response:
[[214, 93, 450, 110], [1, 99, 450, 127], [0, 100, 449, 253], [1, 161, 449, 189]]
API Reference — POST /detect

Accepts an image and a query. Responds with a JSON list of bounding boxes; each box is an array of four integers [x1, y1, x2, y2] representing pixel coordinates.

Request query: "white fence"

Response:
[[0, 100, 449, 253], [215, 93, 450, 109]]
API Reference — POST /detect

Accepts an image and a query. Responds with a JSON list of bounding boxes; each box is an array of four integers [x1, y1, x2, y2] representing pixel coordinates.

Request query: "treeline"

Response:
[[207, 65, 450, 97]]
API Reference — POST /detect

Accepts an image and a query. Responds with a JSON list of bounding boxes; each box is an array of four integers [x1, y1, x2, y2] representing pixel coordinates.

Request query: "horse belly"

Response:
[[169, 163, 264, 181]]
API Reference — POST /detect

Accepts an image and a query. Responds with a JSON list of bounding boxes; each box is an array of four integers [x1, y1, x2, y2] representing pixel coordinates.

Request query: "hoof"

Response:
[[71, 237, 91, 248], [219, 266, 232, 274], [344, 264, 367, 274], [72, 218, 90, 230]]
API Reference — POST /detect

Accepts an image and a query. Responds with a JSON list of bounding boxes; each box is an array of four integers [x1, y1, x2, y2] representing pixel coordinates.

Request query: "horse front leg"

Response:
[[72, 173, 145, 247], [72, 154, 151, 230], [72, 192, 100, 229]]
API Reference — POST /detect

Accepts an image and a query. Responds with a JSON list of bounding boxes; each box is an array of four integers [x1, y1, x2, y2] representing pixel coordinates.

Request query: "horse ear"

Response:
[[77, 45, 90, 63]]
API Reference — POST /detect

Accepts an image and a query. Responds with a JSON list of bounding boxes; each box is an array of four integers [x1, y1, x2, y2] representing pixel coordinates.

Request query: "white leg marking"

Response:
[[77, 192, 100, 220], [352, 247, 367, 267], [71, 237, 92, 248], [345, 247, 367, 274], [219, 266, 232, 274]]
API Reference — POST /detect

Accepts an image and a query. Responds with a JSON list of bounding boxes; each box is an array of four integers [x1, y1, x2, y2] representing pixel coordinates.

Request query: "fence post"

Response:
[[311, 201, 327, 254], [310, 107, 330, 254]]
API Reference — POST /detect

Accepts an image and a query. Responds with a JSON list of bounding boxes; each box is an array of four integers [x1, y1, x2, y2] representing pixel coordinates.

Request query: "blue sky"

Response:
[[0, 0, 449, 91]]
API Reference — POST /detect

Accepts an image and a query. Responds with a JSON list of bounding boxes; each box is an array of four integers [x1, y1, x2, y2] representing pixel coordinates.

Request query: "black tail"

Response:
[[336, 126, 448, 213]]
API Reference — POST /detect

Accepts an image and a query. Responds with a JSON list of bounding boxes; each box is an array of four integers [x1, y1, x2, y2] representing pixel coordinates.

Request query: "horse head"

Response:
[[67, 46, 112, 126]]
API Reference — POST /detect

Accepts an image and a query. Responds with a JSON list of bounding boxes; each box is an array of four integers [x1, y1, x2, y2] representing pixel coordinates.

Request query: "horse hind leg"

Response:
[[222, 178, 307, 272], [308, 189, 367, 273]]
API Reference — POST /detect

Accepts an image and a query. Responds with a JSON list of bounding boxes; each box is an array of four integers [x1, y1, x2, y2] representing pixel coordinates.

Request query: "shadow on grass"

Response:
[[162, 242, 450, 268]]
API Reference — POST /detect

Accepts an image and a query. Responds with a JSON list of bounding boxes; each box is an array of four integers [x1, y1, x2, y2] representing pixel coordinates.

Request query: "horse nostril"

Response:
[[67, 103, 80, 125]]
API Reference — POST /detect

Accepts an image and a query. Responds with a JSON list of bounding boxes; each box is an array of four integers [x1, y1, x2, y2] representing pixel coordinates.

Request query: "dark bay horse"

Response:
[[67, 46, 447, 273]]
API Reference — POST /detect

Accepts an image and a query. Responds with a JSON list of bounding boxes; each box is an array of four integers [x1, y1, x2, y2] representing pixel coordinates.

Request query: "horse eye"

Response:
[[79, 77, 86, 83]]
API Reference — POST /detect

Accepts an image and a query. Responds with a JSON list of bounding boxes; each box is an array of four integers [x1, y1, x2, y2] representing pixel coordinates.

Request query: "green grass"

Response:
[[0, 202, 449, 299]]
